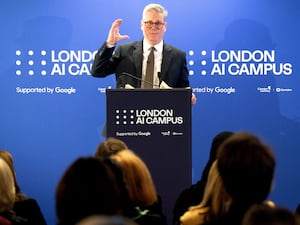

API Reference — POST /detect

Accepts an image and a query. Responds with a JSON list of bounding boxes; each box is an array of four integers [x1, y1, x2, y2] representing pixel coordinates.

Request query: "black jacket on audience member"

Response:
[[296, 204, 300, 216], [172, 131, 234, 225], [13, 198, 47, 225]]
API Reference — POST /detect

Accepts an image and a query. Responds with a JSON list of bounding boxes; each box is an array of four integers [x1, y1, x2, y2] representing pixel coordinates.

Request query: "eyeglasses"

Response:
[[143, 21, 165, 29]]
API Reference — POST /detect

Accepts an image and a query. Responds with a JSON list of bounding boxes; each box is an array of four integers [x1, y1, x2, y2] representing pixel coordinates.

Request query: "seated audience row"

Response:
[[4, 132, 300, 225], [173, 131, 234, 225], [55, 137, 166, 225], [178, 132, 276, 225], [58, 133, 300, 225]]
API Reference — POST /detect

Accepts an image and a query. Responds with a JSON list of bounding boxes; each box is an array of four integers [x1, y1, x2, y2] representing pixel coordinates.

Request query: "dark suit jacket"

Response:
[[90, 40, 190, 88]]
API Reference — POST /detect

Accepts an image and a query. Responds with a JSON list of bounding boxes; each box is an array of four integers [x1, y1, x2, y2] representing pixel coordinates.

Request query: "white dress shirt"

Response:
[[142, 40, 163, 88]]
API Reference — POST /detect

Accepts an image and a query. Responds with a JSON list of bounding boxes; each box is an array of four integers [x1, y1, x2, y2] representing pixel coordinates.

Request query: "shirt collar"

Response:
[[143, 39, 163, 53]]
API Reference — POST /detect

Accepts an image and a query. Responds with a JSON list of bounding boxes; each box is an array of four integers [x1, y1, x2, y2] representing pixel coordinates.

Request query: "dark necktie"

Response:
[[143, 47, 155, 88]]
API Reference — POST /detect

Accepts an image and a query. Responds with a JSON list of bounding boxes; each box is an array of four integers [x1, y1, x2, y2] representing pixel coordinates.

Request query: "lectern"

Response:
[[106, 88, 192, 225]]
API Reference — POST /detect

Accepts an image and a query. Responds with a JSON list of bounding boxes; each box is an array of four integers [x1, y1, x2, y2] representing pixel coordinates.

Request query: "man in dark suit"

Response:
[[91, 3, 196, 104]]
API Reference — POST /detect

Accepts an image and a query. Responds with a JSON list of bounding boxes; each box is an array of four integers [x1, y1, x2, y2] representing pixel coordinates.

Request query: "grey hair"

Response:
[[142, 3, 168, 21]]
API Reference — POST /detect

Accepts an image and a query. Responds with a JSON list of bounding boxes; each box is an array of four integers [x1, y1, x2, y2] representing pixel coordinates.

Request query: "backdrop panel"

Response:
[[0, 0, 299, 224]]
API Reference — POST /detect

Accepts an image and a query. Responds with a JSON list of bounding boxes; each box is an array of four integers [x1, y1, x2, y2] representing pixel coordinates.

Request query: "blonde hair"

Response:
[[197, 160, 227, 216], [110, 149, 157, 206], [142, 3, 168, 21], [181, 161, 227, 224], [94, 137, 128, 158], [0, 158, 16, 212], [0, 150, 27, 201]]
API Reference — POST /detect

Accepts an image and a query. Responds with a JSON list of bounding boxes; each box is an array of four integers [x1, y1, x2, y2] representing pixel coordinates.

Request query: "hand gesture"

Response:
[[106, 19, 129, 46], [191, 93, 197, 105]]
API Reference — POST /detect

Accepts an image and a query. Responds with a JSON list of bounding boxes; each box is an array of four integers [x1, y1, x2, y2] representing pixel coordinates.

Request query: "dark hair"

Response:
[[200, 131, 234, 183], [243, 204, 300, 225], [56, 157, 125, 225], [217, 132, 275, 205]]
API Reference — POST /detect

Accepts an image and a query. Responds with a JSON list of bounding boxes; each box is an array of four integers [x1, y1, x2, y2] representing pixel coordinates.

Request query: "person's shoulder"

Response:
[[0, 215, 11, 225], [180, 206, 210, 225], [163, 42, 185, 54], [13, 198, 47, 225], [0, 212, 29, 225], [13, 198, 43, 215], [132, 206, 167, 225], [175, 182, 206, 206], [118, 41, 142, 49], [14, 198, 40, 207]]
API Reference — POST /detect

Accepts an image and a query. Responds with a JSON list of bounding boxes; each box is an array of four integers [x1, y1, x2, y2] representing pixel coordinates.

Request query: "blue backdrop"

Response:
[[1, 0, 300, 224]]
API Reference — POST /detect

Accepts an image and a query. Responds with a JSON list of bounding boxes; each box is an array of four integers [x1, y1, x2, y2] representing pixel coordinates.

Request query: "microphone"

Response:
[[118, 72, 160, 88]]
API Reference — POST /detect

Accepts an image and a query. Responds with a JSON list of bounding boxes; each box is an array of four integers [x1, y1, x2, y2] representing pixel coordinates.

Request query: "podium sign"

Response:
[[106, 88, 192, 224]]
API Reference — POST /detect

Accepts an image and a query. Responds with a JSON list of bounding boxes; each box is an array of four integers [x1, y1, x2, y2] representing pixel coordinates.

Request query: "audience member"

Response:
[[110, 149, 167, 225], [55, 157, 131, 225], [75, 215, 138, 225], [173, 131, 234, 225], [0, 216, 11, 225], [94, 137, 128, 158], [0, 158, 28, 224], [202, 132, 276, 225], [242, 204, 300, 225], [296, 204, 300, 216], [180, 161, 227, 225], [0, 150, 46, 225]]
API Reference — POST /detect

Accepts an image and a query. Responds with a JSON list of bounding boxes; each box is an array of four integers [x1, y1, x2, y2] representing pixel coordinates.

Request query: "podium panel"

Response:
[[106, 89, 192, 225]]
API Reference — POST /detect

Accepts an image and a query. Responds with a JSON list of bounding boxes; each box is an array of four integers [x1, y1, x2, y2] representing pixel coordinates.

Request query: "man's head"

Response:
[[217, 132, 275, 205], [141, 3, 167, 45]]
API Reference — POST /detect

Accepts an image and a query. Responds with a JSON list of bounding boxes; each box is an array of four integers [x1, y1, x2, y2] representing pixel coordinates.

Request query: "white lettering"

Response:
[[211, 50, 275, 62], [136, 109, 173, 117], [54, 87, 76, 94], [51, 50, 98, 63]]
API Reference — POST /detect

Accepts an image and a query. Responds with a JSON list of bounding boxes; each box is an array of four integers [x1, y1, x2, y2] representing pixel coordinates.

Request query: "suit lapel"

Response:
[[160, 44, 173, 83], [133, 41, 143, 79]]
